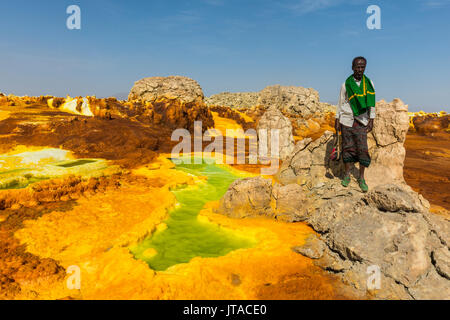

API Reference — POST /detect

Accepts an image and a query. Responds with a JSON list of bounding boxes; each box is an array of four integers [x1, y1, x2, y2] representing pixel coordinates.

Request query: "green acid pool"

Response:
[[129, 157, 256, 271], [0, 158, 108, 190]]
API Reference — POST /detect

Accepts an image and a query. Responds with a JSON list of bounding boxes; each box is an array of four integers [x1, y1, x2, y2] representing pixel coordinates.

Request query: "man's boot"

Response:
[[341, 176, 351, 187], [358, 178, 368, 193]]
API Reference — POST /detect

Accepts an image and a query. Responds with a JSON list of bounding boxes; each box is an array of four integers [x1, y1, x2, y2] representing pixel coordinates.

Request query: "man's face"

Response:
[[352, 59, 366, 80]]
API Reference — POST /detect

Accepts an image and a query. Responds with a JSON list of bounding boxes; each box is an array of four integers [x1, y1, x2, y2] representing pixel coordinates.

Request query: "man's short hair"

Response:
[[352, 56, 367, 67]]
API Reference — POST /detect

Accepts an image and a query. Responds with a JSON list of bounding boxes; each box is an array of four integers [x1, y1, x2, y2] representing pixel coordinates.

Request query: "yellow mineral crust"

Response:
[[235, 109, 255, 123], [14, 156, 342, 300], [131, 155, 208, 187], [206, 111, 256, 140], [0, 110, 10, 121], [74, 202, 335, 300], [48, 96, 94, 117]]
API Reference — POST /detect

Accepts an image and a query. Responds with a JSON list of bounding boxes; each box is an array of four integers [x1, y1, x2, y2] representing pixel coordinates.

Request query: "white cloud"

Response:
[[275, 0, 367, 15], [288, 0, 342, 14], [202, 0, 225, 6], [423, 0, 450, 7]]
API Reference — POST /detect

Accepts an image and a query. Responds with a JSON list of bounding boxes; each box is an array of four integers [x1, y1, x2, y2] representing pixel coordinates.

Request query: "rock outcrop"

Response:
[[217, 177, 308, 223], [257, 107, 295, 161], [126, 76, 214, 132], [217, 174, 450, 299], [257, 85, 335, 118], [128, 76, 205, 104], [292, 234, 326, 259], [205, 92, 259, 109], [206, 85, 336, 118], [277, 99, 411, 188], [216, 97, 450, 299], [206, 86, 336, 141], [271, 183, 307, 222], [218, 177, 274, 219], [300, 181, 450, 300], [367, 99, 410, 186], [275, 131, 339, 187]]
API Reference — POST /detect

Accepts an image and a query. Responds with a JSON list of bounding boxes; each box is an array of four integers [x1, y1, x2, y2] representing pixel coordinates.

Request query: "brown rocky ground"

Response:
[[0, 202, 69, 299], [0, 95, 214, 169], [404, 112, 450, 212], [404, 131, 450, 212]]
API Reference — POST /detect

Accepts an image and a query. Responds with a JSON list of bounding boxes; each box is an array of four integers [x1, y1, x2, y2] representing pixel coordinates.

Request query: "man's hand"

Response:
[[367, 119, 374, 132], [334, 119, 340, 134]]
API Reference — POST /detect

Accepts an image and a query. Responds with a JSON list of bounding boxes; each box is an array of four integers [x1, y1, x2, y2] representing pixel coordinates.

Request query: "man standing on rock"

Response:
[[335, 56, 375, 192]]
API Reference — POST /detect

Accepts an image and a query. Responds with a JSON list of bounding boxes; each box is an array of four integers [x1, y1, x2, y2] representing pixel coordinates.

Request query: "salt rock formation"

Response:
[[276, 132, 340, 187], [126, 76, 214, 132], [271, 183, 307, 222], [277, 99, 411, 188], [217, 171, 450, 299], [367, 99, 410, 186], [257, 107, 295, 161], [48, 96, 94, 117], [205, 86, 336, 141], [302, 182, 450, 300], [217, 177, 308, 222], [218, 177, 273, 219], [205, 92, 259, 109], [206, 86, 336, 117], [206, 85, 334, 110], [128, 76, 204, 104], [257, 85, 336, 118]]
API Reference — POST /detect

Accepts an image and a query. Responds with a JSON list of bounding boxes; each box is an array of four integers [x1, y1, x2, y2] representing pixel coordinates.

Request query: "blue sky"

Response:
[[0, 0, 449, 111]]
